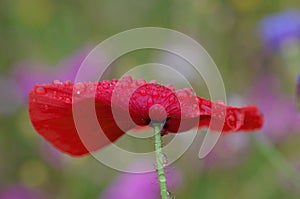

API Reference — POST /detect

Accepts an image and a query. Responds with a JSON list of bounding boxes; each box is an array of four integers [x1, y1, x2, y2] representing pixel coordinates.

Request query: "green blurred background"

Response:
[[1, 0, 300, 198]]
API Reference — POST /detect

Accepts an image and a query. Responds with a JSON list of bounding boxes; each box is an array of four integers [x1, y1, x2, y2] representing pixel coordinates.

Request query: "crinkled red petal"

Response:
[[196, 97, 263, 132], [29, 80, 134, 156], [29, 77, 263, 156]]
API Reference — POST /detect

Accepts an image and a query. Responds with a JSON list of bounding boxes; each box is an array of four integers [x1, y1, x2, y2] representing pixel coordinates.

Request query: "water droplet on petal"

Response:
[[102, 83, 109, 89], [152, 91, 159, 98], [166, 84, 175, 91], [136, 79, 146, 86], [43, 105, 49, 111], [121, 82, 129, 89], [184, 88, 194, 94], [53, 80, 62, 85], [65, 98, 71, 103], [35, 87, 46, 94], [169, 96, 176, 103], [147, 98, 154, 106], [176, 90, 188, 98], [88, 84, 96, 92], [226, 111, 244, 131], [74, 82, 86, 95], [139, 89, 147, 96], [216, 100, 226, 105], [122, 76, 133, 82], [149, 80, 158, 84], [64, 80, 73, 84], [131, 94, 137, 100], [200, 104, 211, 114]]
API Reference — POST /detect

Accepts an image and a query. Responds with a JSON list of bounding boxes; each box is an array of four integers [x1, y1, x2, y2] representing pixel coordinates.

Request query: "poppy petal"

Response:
[[195, 97, 263, 132], [29, 77, 263, 156], [29, 81, 132, 156]]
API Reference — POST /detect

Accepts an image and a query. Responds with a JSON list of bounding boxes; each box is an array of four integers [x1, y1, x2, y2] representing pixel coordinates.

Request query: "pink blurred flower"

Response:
[[204, 133, 250, 169], [100, 164, 181, 199], [246, 75, 300, 142], [12, 47, 91, 100], [0, 185, 41, 199]]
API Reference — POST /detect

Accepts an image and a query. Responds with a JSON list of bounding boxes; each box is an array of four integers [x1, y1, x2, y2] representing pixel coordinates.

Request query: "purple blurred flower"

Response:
[[0, 185, 40, 199], [100, 164, 181, 199], [246, 75, 300, 142], [203, 133, 250, 169], [12, 61, 56, 100], [297, 74, 300, 110], [259, 9, 300, 51], [13, 48, 91, 100]]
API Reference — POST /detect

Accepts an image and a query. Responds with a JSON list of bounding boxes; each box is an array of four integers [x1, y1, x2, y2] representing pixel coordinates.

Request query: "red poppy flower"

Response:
[[29, 76, 263, 156]]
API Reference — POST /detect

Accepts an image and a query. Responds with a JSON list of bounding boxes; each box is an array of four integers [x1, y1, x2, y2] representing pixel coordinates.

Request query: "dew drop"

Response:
[[35, 87, 46, 94], [131, 94, 137, 100], [65, 98, 71, 103], [227, 111, 244, 130], [177, 91, 187, 98], [121, 82, 129, 89], [149, 80, 158, 84], [147, 98, 154, 106], [159, 175, 166, 183], [184, 87, 194, 94], [167, 191, 173, 199], [139, 89, 147, 96], [152, 91, 159, 98], [161, 153, 168, 166], [74, 82, 86, 95], [53, 80, 62, 85], [111, 78, 118, 83], [136, 79, 146, 86], [43, 105, 49, 111], [64, 80, 73, 84], [200, 104, 211, 114], [169, 96, 176, 103], [216, 100, 226, 105], [89, 84, 96, 92], [166, 84, 175, 91], [102, 83, 110, 89], [122, 75, 133, 82]]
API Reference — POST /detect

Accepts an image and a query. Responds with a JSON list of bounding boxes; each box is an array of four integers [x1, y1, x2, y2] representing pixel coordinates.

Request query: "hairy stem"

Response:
[[153, 123, 168, 199]]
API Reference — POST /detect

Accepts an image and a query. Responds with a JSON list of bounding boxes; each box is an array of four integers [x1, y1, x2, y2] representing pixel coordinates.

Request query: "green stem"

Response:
[[153, 123, 168, 199]]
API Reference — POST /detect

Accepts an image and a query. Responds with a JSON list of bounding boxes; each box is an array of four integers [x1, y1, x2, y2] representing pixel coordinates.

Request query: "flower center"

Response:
[[149, 104, 168, 123]]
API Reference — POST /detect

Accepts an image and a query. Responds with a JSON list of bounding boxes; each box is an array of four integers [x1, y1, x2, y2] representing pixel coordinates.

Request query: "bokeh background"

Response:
[[1, 0, 300, 198]]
